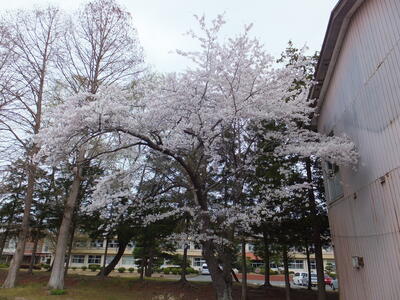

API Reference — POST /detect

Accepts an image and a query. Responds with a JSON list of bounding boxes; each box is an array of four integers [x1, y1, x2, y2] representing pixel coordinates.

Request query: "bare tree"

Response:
[[47, 0, 143, 290], [0, 7, 62, 288]]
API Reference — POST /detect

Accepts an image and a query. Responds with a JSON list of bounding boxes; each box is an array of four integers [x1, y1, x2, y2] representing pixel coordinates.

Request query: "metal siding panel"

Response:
[[319, 0, 400, 299]]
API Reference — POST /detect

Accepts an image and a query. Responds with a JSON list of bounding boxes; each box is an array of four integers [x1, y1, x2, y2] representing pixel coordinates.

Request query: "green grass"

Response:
[[0, 270, 338, 300], [0, 275, 189, 300], [50, 289, 66, 295]]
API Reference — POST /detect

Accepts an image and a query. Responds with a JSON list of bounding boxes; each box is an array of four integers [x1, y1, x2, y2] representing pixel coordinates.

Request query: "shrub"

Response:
[[50, 289, 66, 295], [187, 267, 196, 274], [89, 264, 100, 272], [0, 263, 9, 268], [171, 269, 178, 275], [128, 267, 135, 273], [117, 267, 126, 273], [81, 266, 87, 271], [71, 266, 77, 271], [163, 268, 170, 275], [328, 272, 337, 279], [269, 269, 279, 275]]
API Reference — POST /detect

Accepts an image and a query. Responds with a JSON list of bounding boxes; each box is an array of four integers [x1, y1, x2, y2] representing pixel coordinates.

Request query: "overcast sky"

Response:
[[2, 0, 338, 72]]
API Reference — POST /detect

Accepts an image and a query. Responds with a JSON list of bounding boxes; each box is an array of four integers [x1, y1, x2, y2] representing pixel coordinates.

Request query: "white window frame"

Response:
[[108, 240, 119, 248], [88, 255, 101, 264], [72, 255, 85, 264], [193, 257, 206, 267], [288, 259, 304, 270]]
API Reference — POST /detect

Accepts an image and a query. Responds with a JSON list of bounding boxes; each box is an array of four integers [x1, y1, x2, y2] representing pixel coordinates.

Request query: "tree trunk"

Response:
[[97, 241, 127, 276], [2, 165, 36, 288], [139, 257, 145, 280], [64, 222, 76, 277], [145, 253, 153, 277], [47, 167, 82, 290], [180, 243, 188, 282], [314, 239, 326, 299], [282, 245, 291, 300], [305, 242, 312, 290], [28, 235, 40, 275], [306, 158, 326, 300], [262, 230, 271, 287], [202, 240, 233, 300], [98, 238, 109, 277], [241, 240, 247, 300]]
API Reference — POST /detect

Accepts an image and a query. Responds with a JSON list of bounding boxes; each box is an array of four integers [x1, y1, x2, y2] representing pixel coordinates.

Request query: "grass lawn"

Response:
[[0, 269, 339, 300]]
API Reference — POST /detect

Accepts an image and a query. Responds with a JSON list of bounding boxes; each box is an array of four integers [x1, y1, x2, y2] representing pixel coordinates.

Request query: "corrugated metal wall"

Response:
[[317, 0, 400, 299]]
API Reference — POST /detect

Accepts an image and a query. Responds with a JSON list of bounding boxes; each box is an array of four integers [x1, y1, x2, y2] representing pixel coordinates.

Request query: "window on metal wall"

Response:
[[323, 131, 344, 202], [72, 255, 85, 264], [324, 161, 344, 202], [88, 255, 101, 264], [288, 260, 304, 269]]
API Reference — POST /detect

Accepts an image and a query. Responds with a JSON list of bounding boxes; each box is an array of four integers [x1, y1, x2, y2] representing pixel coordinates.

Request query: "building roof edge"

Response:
[[311, 0, 365, 124]]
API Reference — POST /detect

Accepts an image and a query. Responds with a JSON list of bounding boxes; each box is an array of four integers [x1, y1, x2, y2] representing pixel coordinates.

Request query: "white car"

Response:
[[293, 272, 308, 285], [201, 263, 210, 275], [301, 273, 318, 287]]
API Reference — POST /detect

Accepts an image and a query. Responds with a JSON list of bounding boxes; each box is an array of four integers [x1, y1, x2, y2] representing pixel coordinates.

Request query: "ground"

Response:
[[0, 269, 339, 300]]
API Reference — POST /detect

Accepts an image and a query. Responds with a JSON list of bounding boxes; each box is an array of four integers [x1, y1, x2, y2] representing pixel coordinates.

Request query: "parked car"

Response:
[[201, 263, 210, 275], [301, 273, 318, 286], [324, 275, 333, 286], [331, 278, 339, 291], [293, 272, 308, 285]]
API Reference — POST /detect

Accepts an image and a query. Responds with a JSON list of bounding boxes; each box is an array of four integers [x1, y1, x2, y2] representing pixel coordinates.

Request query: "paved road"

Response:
[[188, 275, 335, 291]]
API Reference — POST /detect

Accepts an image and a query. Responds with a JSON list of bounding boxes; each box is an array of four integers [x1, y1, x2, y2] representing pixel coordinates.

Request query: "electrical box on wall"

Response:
[[352, 256, 364, 269]]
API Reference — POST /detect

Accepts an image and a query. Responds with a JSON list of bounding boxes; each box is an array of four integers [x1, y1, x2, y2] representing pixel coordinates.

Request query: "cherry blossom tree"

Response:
[[38, 16, 357, 300]]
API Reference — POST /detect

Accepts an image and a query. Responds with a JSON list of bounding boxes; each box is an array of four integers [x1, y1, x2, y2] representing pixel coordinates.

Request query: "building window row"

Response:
[[73, 239, 135, 249], [70, 254, 135, 266], [288, 260, 304, 270]]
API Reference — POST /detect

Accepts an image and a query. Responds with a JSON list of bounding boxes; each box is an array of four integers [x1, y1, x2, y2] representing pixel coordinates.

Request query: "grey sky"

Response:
[[2, 0, 338, 72]]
